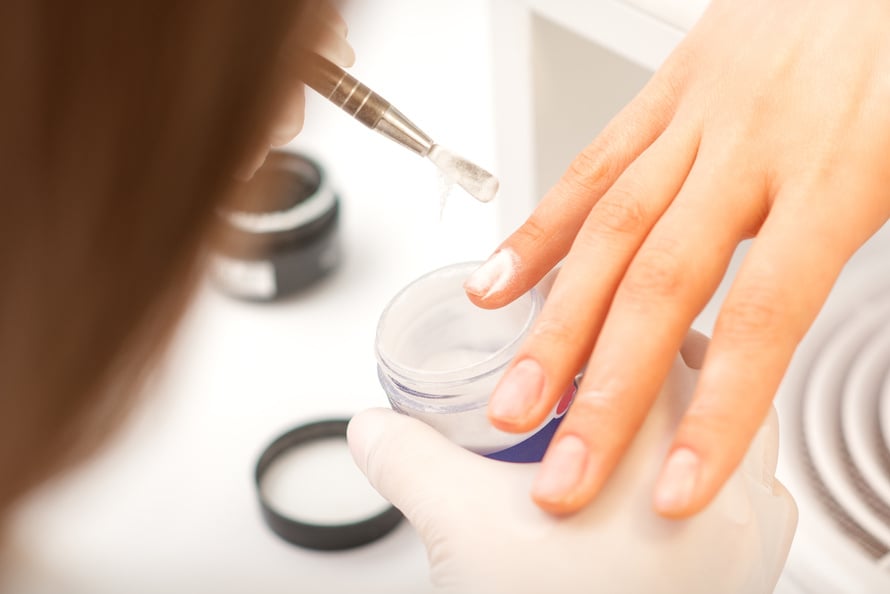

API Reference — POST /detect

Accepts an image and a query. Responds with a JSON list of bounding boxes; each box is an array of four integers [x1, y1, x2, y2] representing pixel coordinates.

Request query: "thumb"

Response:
[[347, 408, 483, 524]]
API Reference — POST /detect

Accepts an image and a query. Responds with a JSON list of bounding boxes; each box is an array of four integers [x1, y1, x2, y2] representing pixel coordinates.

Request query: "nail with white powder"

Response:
[[464, 249, 518, 299]]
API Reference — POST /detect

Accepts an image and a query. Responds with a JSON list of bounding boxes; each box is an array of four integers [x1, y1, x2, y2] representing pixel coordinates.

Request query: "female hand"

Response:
[[464, 0, 890, 517], [348, 342, 797, 594], [238, 0, 354, 178]]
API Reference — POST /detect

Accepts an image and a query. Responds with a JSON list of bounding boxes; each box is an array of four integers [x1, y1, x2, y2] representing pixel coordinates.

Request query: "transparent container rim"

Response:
[[375, 261, 543, 386]]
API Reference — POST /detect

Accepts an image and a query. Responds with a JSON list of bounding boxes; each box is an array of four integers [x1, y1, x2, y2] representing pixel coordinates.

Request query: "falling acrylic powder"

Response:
[[428, 145, 499, 212], [435, 168, 456, 219]]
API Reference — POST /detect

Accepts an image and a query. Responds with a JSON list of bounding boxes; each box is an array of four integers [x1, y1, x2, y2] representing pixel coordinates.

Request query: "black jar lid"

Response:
[[254, 418, 404, 551]]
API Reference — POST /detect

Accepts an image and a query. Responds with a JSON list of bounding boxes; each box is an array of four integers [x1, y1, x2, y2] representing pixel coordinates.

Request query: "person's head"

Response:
[[0, 0, 329, 517]]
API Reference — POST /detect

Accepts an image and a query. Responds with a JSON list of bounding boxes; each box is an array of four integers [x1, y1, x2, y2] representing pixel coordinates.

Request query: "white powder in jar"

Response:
[[421, 347, 495, 371]]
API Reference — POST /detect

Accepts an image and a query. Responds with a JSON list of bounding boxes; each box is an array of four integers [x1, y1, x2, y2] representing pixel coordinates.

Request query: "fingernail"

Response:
[[336, 43, 356, 68], [270, 122, 304, 148], [464, 249, 517, 299], [654, 448, 700, 513], [532, 435, 589, 502], [489, 359, 544, 422], [318, 41, 355, 69], [269, 104, 307, 147]]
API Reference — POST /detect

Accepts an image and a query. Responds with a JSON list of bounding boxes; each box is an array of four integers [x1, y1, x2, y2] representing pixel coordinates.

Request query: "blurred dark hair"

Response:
[[0, 0, 323, 516]]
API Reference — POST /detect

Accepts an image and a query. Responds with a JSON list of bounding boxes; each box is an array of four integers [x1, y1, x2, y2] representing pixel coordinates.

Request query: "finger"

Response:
[[311, 21, 355, 68], [283, 6, 354, 68], [314, 1, 349, 37], [529, 154, 764, 515], [347, 408, 484, 526], [463, 59, 689, 307], [269, 85, 306, 147], [272, 4, 353, 147], [486, 121, 700, 436], [234, 143, 270, 181], [653, 185, 866, 518]]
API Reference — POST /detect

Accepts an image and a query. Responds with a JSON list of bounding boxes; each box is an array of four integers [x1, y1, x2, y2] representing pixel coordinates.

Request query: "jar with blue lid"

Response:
[[375, 262, 575, 462]]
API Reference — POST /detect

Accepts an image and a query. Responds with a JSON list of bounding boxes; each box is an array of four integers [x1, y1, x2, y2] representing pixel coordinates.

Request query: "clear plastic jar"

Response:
[[375, 262, 575, 462]]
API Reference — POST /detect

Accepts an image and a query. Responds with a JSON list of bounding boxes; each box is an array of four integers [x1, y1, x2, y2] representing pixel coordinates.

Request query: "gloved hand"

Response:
[[348, 335, 797, 594]]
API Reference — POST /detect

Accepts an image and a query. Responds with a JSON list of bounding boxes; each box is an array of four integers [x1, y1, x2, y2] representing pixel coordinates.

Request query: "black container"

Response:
[[212, 151, 341, 300]]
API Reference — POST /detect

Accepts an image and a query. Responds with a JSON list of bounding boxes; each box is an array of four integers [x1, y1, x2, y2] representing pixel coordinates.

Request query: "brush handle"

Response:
[[301, 53, 390, 129], [300, 53, 434, 156]]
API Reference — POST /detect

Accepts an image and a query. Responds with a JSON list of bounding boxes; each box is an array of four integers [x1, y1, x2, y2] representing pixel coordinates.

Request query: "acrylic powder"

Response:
[[428, 144, 499, 203]]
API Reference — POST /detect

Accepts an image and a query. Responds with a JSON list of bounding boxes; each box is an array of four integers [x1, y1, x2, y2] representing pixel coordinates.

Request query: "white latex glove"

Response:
[[348, 333, 797, 594]]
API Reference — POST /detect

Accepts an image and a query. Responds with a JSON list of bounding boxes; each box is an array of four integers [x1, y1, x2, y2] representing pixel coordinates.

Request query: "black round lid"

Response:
[[254, 418, 403, 551]]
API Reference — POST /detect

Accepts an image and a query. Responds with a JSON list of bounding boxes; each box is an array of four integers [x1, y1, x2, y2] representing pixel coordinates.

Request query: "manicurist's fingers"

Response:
[[528, 156, 765, 515], [348, 408, 483, 528], [270, 3, 353, 148], [311, 20, 355, 67], [284, 1, 354, 69], [269, 85, 307, 147], [314, 0, 349, 38], [486, 120, 701, 434], [653, 186, 865, 518], [463, 61, 689, 308]]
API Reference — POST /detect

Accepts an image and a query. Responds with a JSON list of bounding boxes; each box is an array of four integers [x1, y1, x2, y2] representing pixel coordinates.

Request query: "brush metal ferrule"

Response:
[[302, 53, 433, 157]]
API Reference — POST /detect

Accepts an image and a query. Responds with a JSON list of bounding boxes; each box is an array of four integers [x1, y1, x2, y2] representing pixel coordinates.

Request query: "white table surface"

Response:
[[1, 2, 500, 593]]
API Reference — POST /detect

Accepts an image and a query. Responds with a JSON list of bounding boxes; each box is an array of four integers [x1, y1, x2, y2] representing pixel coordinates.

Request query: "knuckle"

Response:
[[564, 384, 640, 446], [589, 187, 649, 237], [716, 281, 786, 344], [621, 239, 685, 300], [565, 143, 617, 197], [530, 316, 579, 349], [571, 389, 625, 423], [512, 214, 549, 249], [677, 408, 740, 449], [642, 71, 684, 123]]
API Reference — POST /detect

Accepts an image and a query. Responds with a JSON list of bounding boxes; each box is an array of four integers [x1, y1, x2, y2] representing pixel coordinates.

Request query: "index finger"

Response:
[[463, 61, 687, 308]]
